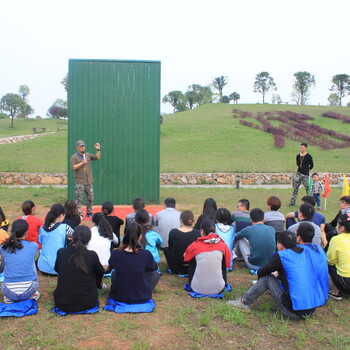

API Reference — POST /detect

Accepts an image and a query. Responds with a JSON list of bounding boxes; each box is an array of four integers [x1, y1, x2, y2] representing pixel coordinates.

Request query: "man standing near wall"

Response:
[[289, 143, 313, 206], [70, 140, 100, 218]]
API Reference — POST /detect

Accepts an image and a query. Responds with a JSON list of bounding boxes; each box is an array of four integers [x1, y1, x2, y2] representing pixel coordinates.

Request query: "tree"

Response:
[[271, 94, 282, 104], [185, 84, 213, 109], [0, 93, 26, 127], [328, 93, 339, 106], [253, 72, 277, 103], [221, 95, 230, 104], [18, 85, 30, 102], [162, 91, 187, 113], [47, 99, 68, 119], [229, 92, 240, 104], [291, 71, 315, 105], [212, 76, 228, 102], [185, 90, 198, 109], [61, 73, 68, 93], [330, 74, 350, 106], [17, 85, 34, 118]]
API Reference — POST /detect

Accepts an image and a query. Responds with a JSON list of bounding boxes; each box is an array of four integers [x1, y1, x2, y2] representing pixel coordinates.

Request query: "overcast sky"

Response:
[[1, 0, 349, 117]]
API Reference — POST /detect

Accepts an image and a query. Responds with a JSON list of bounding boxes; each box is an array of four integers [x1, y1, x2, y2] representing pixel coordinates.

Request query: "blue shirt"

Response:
[[294, 211, 325, 226]]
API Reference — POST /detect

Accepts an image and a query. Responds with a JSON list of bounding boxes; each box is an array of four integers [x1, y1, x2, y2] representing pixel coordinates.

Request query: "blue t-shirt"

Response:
[[294, 211, 325, 226], [1, 240, 38, 283]]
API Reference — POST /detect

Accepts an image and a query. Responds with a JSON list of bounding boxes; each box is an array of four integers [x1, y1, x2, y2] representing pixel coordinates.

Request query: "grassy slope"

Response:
[[161, 103, 350, 173], [0, 105, 349, 173]]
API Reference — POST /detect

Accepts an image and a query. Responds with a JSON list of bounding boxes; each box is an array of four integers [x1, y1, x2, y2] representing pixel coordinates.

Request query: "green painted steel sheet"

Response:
[[68, 59, 160, 204]]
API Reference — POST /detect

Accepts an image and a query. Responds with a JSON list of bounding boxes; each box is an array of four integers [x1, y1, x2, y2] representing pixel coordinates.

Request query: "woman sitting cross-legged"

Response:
[[0, 219, 40, 303], [164, 210, 200, 275], [53, 226, 105, 313], [108, 223, 160, 304]]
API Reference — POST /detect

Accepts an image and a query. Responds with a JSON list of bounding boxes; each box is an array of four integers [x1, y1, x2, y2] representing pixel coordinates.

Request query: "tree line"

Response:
[[163, 72, 350, 113]]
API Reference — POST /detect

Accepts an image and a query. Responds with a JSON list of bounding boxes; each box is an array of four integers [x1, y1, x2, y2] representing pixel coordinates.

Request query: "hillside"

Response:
[[0, 104, 350, 173]]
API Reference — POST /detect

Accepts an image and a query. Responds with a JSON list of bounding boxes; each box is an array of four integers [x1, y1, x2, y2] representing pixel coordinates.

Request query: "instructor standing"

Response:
[[289, 143, 313, 206], [70, 140, 101, 218]]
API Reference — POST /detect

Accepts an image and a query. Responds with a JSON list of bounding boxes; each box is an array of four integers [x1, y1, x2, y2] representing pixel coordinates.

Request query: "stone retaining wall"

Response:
[[0, 172, 347, 186]]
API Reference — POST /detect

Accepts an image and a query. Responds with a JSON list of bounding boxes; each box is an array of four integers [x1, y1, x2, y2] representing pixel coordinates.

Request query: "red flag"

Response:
[[322, 174, 331, 198]]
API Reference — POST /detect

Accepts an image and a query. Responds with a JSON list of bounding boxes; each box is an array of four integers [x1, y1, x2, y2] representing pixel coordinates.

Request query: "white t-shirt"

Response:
[[87, 226, 119, 265]]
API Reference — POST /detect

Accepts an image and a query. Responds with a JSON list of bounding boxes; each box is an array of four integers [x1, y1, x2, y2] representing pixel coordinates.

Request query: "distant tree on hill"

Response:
[[291, 71, 315, 105], [328, 93, 339, 106], [17, 85, 34, 118], [47, 99, 68, 119], [185, 84, 213, 109], [162, 91, 188, 113], [0, 93, 27, 127], [221, 95, 230, 103], [253, 72, 277, 103], [330, 74, 350, 106], [271, 94, 282, 104], [229, 92, 240, 104], [18, 85, 30, 102], [61, 74, 68, 93], [212, 76, 228, 102]]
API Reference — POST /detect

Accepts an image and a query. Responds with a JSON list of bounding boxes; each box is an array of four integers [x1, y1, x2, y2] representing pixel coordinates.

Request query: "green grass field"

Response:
[[0, 104, 349, 173]]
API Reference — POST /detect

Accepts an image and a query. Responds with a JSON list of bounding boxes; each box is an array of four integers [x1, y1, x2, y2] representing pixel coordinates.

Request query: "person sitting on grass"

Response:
[[287, 203, 321, 246], [53, 226, 105, 313], [227, 228, 328, 320], [329, 196, 350, 228], [87, 213, 119, 270], [194, 198, 218, 230], [0, 216, 9, 245], [327, 214, 350, 300], [135, 209, 163, 265], [102, 201, 124, 248], [0, 219, 40, 303], [38, 204, 73, 275], [125, 197, 154, 232], [62, 200, 81, 230], [0, 206, 9, 232], [184, 219, 232, 295], [108, 223, 160, 303], [231, 199, 251, 233], [264, 196, 285, 239], [163, 210, 200, 275], [235, 208, 275, 271], [17, 200, 43, 249]]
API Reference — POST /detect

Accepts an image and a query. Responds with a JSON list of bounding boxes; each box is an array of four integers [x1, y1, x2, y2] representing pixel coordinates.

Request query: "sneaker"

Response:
[[226, 298, 251, 311], [86, 213, 93, 219], [101, 283, 107, 290], [251, 280, 257, 285], [3, 296, 13, 304], [31, 291, 40, 301], [288, 203, 295, 206], [318, 207, 322, 211], [329, 291, 342, 300]]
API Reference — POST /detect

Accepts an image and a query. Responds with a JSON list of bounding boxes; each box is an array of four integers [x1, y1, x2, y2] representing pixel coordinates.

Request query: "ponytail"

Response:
[[2, 219, 28, 254], [135, 209, 152, 247], [44, 203, 65, 230], [92, 213, 113, 239], [68, 226, 91, 274]]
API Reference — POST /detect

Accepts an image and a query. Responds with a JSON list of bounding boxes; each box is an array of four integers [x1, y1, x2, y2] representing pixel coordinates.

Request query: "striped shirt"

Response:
[[311, 181, 323, 195], [3, 281, 33, 294], [327, 233, 350, 277]]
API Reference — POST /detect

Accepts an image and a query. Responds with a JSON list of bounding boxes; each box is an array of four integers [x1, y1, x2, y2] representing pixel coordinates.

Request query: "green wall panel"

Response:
[[67, 59, 160, 204]]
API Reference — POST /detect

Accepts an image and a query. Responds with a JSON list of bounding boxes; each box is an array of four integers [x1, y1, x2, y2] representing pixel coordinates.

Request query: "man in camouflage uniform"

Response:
[[70, 140, 101, 218]]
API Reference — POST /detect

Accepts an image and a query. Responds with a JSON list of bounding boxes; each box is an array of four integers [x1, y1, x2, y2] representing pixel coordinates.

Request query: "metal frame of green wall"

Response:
[[67, 59, 161, 204]]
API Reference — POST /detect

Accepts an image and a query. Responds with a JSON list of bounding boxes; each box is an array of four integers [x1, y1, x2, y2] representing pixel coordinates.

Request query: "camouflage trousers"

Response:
[[289, 172, 309, 205], [75, 183, 94, 216]]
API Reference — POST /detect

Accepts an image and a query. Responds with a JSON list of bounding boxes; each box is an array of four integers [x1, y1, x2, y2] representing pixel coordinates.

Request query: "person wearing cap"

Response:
[[70, 140, 101, 218]]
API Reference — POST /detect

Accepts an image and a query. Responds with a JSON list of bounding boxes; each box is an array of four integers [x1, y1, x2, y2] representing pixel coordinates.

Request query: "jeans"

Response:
[[1, 280, 39, 301], [243, 275, 301, 320], [313, 193, 321, 207], [236, 239, 261, 270]]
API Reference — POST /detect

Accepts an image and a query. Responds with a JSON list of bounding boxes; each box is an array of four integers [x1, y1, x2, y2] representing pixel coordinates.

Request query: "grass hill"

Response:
[[0, 104, 349, 173]]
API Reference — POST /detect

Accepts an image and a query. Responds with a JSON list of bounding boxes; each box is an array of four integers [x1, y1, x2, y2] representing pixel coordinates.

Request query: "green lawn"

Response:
[[0, 105, 349, 173]]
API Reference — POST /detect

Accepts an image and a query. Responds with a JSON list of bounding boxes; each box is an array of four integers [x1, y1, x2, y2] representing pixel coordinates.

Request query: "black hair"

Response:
[[64, 200, 79, 218], [102, 201, 114, 215], [92, 212, 113, 239], [200, 219, 215, 236], [135, 209, 152, 246], [22, 200, 35, 216], [311, 173, 319, 177], [44, 203, 65, 230], [133, 197, 145, 210], [164, 197, 176, 209], [68, 226, 91, 274], [216, 208, 231, 225], [250, 208, 264, 223], [2, 219, 28, 254], [299, 203, 315, 221], [121, 223, 142, 253], [277, 230, 297, 249], [202, 198, 217, 221], [238, 199, 250, 211], [337, 214, 350, 233], [301, 196, 316, 207], [296, 222, 315, 243], [339, 196, 350, 205], [267, 196, 281, 211], [300, 143, 308, 148], [180, 210, 195, 226]]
